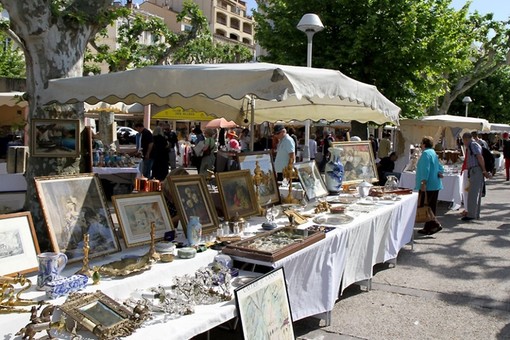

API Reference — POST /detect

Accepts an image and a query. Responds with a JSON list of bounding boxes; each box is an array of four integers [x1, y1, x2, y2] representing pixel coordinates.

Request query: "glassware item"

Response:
[[233, 223, 240, 235], [222, 222, 230, 235], [357, 180, 373, 198], [384, 175, 399, 192], [217, 228, 224, 238]]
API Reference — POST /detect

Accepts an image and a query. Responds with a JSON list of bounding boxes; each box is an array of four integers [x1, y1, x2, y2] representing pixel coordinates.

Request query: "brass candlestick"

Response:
[[149, 222, 160, 263], [77, 233, 93, 277], [252, 161, 267, 216], [282, 158, 299, 204]]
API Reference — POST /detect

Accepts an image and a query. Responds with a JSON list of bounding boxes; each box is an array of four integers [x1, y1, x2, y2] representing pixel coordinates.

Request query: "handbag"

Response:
[[415, 191, 435, 223]]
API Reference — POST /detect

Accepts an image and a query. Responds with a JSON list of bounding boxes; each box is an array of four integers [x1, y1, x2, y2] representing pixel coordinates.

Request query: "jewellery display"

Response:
[[222, 227, 325, 262]]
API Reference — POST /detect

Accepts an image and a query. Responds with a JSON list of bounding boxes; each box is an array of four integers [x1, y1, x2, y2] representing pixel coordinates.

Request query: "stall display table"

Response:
[[0, 247, 248, 340], [230, 193, 417, 322], [400, 171, 463, 209]]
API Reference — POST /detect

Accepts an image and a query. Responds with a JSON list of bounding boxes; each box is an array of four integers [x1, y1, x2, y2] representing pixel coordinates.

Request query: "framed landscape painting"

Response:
[[235, 267, 294, 340], [294, 161, 328, 200], [237, 151, 280, 206], [34, 174, 120, 263], [216, 170, 259, 221], [31, 119, 80, 157], [0, 212, 40, 276], [168, 175, 219, 236], [331, 141, 378, 185], [112, 192, 174, 247]]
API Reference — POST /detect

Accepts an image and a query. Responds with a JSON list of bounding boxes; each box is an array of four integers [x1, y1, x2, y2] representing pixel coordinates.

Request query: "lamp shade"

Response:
[[297, 13, 324, 33], [462, 96, 473, 104]]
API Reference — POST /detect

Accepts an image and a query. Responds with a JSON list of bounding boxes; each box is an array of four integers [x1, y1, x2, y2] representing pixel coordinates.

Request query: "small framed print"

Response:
[[331, 141, 378, 185], [112, 192, 174, 247], [31, 118, 80, 157], [235, 267, 294, 340], [216, 170, 259, 221], [294, 161, 328, 200], [0, 212, 40, 276], [168, 175, 219, 236], [237, 151, 280, 206]]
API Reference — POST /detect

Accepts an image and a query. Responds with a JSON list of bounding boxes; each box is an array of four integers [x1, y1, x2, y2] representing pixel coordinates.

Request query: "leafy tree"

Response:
[[448, 68, 510, 123], [0, 30, 25, 78], [254, 0, 510, 118], [87, 0, 252, 72], [0, 0, 122, 247]]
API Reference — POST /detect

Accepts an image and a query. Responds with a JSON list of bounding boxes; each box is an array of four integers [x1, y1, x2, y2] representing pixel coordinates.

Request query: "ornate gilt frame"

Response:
[[216, 170, 259, 221], [60, 291, 143, 339]]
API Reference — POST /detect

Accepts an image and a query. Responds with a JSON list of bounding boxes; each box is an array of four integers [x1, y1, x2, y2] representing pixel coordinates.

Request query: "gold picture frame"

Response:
[[237, 151, 280, 206], [0, 212, 40, 276], [31, 118, 80, 157], [34, 174, 120, 263], [168, 175, 219, 236], [216, 170, 259, 221], [112, 192, 174, 248], [60, 291, 144, 339], [331, 141, 378, 185]]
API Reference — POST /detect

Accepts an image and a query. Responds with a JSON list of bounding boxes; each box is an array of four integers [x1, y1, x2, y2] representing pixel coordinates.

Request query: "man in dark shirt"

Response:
[[503, 132, 510, 181], [134, 122, 154, 178], [378, 152, 399, 185], [319, 131, 334, 172]]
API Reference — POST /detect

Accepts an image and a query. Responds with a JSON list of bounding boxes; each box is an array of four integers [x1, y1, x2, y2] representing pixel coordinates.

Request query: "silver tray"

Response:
[[312, 214, 354, 225]]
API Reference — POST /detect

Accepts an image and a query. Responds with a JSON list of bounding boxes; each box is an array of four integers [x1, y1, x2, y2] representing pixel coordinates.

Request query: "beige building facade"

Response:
[[144, 0, 255, 49]]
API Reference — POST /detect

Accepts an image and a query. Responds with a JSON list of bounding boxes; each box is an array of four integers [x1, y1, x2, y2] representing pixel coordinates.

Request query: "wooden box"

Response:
[[222, 227, 325, 263]]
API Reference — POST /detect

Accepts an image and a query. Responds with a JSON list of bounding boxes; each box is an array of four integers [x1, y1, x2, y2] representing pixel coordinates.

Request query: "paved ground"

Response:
[[198, 173, 510, 340]]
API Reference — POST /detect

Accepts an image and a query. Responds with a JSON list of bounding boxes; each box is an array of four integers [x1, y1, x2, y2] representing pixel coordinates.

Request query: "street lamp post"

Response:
[[297, 13, 324, 162], [462, 96, 473, 117]]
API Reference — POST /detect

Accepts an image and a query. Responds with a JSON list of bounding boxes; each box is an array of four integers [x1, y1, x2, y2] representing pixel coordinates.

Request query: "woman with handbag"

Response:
[[415, 136, 444, 235]]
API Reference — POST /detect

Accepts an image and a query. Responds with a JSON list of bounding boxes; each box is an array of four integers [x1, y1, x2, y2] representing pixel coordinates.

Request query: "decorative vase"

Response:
[[187, 216, 202, 246], [325, 148, 344, 193]]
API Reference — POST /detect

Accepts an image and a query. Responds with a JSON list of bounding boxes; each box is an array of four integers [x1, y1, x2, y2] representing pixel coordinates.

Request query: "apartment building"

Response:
[[144, 0, 255, 50]]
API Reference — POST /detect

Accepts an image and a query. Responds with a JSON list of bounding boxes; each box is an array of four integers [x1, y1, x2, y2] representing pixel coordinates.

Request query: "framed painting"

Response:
[[237, 151, 280, 206], [235, 267, 294, 340], [294, 161, 328, 200], [31, 119, 80, 157], [34, 174, 120, 263], [168, 175, 218, 236], [331, 141, 378, 185], [112, 192, 174, 248], [0, 212, 40, 276], [216, 170, 259, 221]]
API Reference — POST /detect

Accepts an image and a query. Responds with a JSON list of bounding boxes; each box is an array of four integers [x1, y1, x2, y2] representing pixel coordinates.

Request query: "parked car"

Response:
[[117, 126, 137, 145]]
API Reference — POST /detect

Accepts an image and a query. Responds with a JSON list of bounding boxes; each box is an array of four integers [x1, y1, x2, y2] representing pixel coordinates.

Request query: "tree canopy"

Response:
[[254, 0, 510, 118], [0, 30, 25, 78]]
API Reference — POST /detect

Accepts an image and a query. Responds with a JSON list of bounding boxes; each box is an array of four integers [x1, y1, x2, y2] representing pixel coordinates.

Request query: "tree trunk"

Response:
[[1, 0, 109, 249]]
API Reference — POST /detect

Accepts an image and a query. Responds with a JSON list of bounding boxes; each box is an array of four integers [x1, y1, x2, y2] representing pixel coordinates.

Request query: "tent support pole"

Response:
[[250, 97, 255, 152]]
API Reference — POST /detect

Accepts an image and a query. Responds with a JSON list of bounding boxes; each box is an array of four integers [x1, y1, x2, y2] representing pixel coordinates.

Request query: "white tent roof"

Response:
[[400, 114, 490, 131], [39, 63, 400, 125], [85, 101, 144, 113], [0, 92, 27, 107], [489, 123, 510, 133]]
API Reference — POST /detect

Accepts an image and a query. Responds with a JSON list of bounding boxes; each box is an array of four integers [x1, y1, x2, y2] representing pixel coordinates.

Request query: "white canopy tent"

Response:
[[489, 123, 510, 133], [0, 92, 27, 108], [395, 115, 491, 172], [40, 63, 400, 126]]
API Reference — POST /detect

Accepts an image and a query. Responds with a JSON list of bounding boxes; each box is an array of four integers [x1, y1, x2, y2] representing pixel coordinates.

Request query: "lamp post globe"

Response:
[[297, 14, 324, 162], [462, 96, 473, 117]]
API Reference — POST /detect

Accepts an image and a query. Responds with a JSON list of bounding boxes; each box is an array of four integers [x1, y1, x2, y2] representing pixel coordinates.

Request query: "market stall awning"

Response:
[[0, 92, 27, 108], [489, 123, 510, 133], [152, 107, 214, 121], [85, 101, 143, 113], [39, 63, 401, 125], [401, 115, 490, 132]]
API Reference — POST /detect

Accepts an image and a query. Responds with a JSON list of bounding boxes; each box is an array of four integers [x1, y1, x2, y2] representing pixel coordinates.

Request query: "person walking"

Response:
[[415, 136, 444, 235], [378, 133, 391, 159], [462, 132, 491, 221], [151, 126, 169, 181], [503, 132, 510, 181], [199, 129, 217, 175], [319, 131, 334, 172], [273, 125, 295, 181], [309, 134, 317, 161], [134, 122, 153, 178], [164, 123, 180, 170]]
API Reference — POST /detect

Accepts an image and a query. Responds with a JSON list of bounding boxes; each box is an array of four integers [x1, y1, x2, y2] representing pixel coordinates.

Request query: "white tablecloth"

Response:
[[231, 193, 417, 321], [495, 156, 504, 172], [400, 172, 463, 208], [0, 248, 242, 340]]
